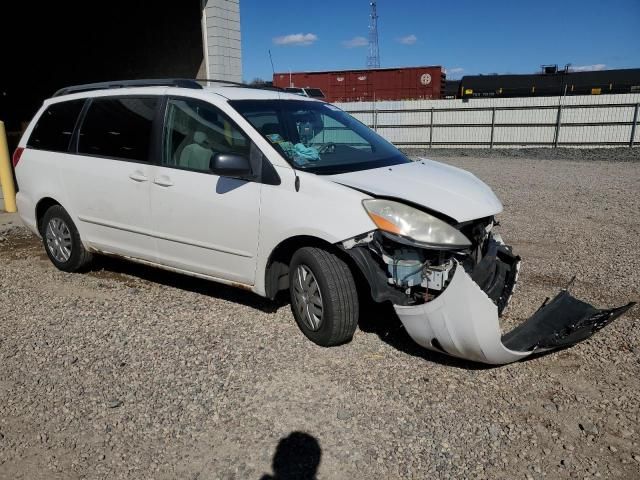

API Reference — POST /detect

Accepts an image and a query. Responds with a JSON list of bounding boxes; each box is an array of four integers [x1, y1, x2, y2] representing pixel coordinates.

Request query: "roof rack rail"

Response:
[[195, 78, 284, 92], [194, 78, 246, 87], [53, 78, 203, 97]]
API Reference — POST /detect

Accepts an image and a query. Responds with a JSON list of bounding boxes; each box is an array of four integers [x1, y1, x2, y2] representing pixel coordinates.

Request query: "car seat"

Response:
[[179, 131, 213, 171]]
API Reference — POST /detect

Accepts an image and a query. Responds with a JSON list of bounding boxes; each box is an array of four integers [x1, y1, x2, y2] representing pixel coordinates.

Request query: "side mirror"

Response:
[[209, 152, 252, 178]]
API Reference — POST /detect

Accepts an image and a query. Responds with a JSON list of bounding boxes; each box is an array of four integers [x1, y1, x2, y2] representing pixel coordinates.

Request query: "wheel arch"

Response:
[[35, 197, 63, 235], [264, 235, 363, 300]]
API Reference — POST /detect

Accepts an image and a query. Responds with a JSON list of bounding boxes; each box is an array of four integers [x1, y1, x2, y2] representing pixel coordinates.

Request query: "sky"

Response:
[[239, 0, 640, 82]]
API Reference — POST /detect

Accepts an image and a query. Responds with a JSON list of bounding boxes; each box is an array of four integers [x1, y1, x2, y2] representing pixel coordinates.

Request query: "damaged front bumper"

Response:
[[343, 229, 635, 365], [395, 263, 633, 364]]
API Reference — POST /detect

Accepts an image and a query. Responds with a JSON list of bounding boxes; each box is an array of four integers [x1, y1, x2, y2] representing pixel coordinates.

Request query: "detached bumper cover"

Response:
[[394, 265, 635, 365]]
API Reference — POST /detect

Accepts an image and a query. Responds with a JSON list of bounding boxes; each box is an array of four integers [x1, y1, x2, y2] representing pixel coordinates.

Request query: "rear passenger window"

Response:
[[27, 100, 85, 152], [78, 97, 158, 161]]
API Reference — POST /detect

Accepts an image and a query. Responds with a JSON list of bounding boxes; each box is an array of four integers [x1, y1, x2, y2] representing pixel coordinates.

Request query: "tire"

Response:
[[289, 247, 359, 346], [41, 205, 92, 272]]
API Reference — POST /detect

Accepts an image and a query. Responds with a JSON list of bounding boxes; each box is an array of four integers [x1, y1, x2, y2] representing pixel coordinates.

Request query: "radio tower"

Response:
[[367, 1, 380, 69]]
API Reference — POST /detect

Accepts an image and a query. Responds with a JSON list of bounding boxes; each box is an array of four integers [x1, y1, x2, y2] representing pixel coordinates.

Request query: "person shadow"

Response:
[[259, 431, 322, 480]]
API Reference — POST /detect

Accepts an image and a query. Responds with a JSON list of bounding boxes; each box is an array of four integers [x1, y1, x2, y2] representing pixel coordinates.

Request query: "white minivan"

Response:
[[14, 79, 633, 364]]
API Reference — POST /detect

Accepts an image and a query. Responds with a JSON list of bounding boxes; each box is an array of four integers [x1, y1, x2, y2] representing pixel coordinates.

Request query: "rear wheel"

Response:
[[41, 205, 92, 272], [289, 247, 359, 346]]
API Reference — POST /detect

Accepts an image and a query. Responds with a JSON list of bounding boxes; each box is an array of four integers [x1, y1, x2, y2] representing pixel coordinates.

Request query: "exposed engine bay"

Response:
[[341, 216, 513, 307], [341, 217, 635, 365]]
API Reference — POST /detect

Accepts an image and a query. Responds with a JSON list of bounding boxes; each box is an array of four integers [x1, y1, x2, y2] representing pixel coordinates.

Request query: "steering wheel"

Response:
[[318, 142, 337, 154]]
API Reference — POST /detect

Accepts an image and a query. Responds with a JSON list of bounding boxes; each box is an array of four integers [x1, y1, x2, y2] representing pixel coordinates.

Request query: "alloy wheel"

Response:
[[45, 217, 72, 263], [292, 264, 324, 331]]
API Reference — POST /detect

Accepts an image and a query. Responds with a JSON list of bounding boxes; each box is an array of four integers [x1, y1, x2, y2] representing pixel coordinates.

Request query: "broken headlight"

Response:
[[363, 199, 472, 249]]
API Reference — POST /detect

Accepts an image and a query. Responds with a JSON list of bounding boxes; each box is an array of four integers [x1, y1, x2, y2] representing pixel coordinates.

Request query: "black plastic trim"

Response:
[[342, 245, 411, 306], [502, 293, 635, 352], [469, 239, 521, 315], [69, 98, 91, 154], [148, 95, 168, 165]]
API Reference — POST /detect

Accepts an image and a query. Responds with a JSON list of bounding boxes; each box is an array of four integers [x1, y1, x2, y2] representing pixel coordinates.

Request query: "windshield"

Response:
[[229, 100, 410, 175]]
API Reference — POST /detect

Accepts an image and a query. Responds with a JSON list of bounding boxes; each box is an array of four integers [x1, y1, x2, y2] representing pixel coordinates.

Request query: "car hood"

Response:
[[328, 158, 503, 223]]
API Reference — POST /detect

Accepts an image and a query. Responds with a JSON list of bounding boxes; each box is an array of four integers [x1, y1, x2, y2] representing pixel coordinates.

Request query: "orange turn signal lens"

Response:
[[367, 212, 402, 235]]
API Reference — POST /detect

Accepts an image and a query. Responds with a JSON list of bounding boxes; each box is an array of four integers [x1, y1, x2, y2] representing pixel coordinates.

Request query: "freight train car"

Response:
[[458, 68, 640, 99], [273, 66, 445, 103]]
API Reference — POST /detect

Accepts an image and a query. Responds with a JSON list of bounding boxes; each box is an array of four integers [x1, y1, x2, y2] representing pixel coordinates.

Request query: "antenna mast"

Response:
[[367, 1, 380, 69]]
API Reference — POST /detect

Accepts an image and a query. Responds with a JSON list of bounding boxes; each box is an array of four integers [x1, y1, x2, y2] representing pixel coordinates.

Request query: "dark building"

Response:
[[0, 1, 205, 150]]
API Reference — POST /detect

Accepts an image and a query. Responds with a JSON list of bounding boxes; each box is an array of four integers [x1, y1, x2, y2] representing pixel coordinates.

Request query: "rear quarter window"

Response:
[[304, 88, 325, 98], [27, 99, 85, 152]]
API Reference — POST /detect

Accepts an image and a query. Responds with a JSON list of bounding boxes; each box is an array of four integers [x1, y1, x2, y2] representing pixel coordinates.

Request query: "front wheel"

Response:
[[289, 247, 359, 346]]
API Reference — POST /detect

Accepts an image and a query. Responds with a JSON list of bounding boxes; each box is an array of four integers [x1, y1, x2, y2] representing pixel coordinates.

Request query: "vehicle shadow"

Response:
[[259, 431, 321, 480], [89, 254, 289, 314]]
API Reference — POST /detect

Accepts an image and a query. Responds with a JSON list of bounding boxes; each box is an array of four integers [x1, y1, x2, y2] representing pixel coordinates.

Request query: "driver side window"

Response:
[[163, 98, 249, 172]]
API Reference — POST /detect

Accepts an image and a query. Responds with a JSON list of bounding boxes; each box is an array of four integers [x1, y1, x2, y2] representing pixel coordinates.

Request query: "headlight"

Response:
[[363, 199, 472, 249]]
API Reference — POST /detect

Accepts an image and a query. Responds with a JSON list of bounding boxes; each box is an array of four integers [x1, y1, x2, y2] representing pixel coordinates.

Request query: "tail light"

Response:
[[12, 147, 24, 167]]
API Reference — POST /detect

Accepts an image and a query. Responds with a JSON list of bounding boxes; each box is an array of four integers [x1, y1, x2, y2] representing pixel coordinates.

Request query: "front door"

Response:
[[149, 96, 261, 284]]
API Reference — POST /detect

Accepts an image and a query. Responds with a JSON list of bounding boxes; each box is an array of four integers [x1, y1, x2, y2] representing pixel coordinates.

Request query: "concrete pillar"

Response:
[[202, 0, 242, 83]]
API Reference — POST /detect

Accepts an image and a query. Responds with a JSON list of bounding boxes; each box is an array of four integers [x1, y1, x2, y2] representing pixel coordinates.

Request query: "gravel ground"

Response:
[[1, 156, 639, 480], [404, 147, 640, 163]]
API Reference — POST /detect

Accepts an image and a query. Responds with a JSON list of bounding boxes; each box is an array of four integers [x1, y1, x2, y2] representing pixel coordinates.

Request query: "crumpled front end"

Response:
[[395, 260, 633, 365], [342, 219, 635, 365]]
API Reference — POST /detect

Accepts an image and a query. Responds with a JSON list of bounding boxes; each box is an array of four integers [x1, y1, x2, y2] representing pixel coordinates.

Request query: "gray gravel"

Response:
[[1, 156, 639, 479]]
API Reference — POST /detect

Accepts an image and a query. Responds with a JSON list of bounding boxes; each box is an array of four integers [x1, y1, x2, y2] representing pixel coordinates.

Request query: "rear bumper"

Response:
[[15, 191, 38, 235], [394, 263, 634, 365]]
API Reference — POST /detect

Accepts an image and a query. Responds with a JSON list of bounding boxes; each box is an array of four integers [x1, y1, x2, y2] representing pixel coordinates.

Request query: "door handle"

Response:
[[153, 176, 174, 187], [129, 171, 148, 182]]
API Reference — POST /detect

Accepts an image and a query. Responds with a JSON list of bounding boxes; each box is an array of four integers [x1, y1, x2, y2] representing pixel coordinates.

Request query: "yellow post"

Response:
[[0, 121, 17, 212]]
